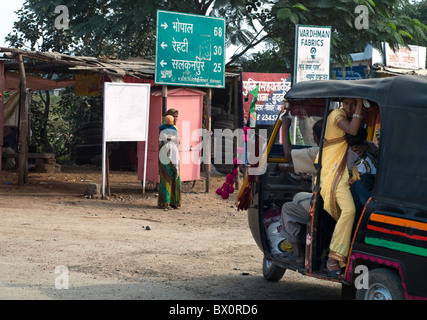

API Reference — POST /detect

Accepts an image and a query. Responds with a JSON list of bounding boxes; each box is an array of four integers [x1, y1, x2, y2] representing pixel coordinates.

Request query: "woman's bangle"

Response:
[[352, 113, 363, 119]]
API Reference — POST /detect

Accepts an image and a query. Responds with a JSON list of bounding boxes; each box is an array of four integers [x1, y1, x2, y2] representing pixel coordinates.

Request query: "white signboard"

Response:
[[294, 25, 331, 84], [102, 82, 151, 196], [104, 82, 151, 141], [385, 43, 426, 69]]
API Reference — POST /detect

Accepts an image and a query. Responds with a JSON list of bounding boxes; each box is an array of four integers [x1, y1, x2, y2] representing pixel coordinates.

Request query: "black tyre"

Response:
[[213, 163, 234, 174], [74, 144, 102, 165], [181, 180, 196, 193], [262, 257, 286, 282], [212, 113, 235, 122], [355, 268, 405, 300]]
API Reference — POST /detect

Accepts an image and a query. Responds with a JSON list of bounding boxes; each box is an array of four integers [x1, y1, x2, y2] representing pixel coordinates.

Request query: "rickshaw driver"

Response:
[[278, 118, 323, 264]]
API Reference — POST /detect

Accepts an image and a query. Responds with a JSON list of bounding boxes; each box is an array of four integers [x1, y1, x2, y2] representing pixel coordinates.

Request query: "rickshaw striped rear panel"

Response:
[[365, 213, 427, 257]]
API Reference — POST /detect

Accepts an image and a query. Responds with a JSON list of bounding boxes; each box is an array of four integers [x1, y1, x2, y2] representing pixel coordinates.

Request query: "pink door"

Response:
[[137, 94, 162, 184], [137, 88, 205, 183], [170, 94, 203, 182]]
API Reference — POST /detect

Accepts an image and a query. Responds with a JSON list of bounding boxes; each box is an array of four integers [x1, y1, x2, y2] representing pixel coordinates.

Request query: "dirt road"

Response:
[[0, 165, 341, 300]]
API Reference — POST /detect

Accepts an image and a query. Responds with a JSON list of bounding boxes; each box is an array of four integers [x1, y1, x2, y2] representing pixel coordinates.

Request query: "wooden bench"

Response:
[[2, 152, 55, 159], [2, 153, 60, 172]]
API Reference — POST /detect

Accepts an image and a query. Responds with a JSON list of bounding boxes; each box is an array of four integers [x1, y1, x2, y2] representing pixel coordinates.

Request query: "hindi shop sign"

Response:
[[155, 10, 225, 88], [241, 73, 292, 126], [384, 44, 426, 70], [294, 25, 331, 84]]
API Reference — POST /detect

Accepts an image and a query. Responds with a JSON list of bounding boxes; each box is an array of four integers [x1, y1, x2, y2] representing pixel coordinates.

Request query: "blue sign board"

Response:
[[332, 66, 367, 80]]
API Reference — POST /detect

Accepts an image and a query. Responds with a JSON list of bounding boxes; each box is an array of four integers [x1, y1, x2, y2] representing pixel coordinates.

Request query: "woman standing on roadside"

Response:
[[158, 109, 181, 210]]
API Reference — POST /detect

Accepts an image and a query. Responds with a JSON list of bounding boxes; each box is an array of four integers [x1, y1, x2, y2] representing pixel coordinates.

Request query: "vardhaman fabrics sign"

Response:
[[294, 25, 331, 84]]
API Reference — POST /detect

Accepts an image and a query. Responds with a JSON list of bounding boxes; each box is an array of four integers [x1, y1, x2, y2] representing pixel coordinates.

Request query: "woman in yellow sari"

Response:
[[320, 98, 363, 275]]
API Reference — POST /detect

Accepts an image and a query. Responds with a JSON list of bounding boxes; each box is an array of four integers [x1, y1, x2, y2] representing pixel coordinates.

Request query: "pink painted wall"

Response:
[[137, 87, 205, 183]]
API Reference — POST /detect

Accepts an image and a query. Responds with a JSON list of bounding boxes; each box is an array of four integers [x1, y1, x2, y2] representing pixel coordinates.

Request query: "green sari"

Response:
[[158, 124, 181, 208]]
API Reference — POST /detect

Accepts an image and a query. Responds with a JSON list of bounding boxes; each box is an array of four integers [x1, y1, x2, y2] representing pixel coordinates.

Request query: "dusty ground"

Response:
[[0, 164, 341, 301]]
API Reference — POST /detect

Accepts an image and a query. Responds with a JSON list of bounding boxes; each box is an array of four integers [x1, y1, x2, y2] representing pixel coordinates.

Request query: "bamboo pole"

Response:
[[233, 77, 240, 190], [205, 88, 212, 193], [17, 54, 29, 186]]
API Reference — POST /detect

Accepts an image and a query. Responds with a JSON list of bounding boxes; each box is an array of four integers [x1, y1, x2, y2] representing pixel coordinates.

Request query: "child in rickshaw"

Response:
[[345, 126, 378, 218]]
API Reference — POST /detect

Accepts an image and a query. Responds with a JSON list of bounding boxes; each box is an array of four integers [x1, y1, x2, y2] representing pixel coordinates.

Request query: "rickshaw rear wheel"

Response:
[[262, 257, 286, 281], [355, 268, 405, 300]]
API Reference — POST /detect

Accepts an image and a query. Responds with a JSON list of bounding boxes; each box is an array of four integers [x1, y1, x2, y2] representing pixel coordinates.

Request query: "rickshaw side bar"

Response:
[[345, 197, 373, 282], [256, 102, 289, 261], [305, 99, 330, 275]]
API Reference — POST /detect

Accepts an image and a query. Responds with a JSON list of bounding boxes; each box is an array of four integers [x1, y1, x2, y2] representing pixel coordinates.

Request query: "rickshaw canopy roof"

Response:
[[285, 75, 427, 109]]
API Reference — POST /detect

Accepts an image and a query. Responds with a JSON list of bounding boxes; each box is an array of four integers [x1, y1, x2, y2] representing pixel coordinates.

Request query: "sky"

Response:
[[0, 0, 25, 47]]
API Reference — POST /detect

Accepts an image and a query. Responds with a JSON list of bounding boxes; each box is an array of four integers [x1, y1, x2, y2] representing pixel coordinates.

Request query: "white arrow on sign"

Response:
[[161, 22, 168, 29], [161, 42, 167, 49], [160, 60, 167, 67]]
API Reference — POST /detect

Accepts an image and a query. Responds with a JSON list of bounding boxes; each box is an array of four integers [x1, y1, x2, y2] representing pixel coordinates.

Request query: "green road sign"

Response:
[[155, 10, 225, 88]]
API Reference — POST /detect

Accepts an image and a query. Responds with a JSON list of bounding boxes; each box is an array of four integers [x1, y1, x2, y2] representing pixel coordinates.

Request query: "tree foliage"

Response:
[[5, 0, 427, 160], [236, 0, 427, 70], [7, 0, 427, 67]]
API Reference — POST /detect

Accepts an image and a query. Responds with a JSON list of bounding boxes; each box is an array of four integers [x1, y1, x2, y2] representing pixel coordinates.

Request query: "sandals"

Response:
[[326, 258, 343, 280], [160, 205, 173, 210], [160, 205, 180, 210]]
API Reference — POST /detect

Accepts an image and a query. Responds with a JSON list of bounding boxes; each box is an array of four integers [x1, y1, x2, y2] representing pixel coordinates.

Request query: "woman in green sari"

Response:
[[158, 109, 181, 209]]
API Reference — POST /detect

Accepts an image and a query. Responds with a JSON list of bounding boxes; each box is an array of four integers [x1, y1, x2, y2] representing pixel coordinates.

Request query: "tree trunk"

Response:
[[39, 90, 53, 153]]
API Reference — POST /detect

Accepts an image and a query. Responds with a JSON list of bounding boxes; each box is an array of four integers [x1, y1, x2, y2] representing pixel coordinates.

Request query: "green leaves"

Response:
[[266, 0, 427, 71], [292, 3, 308, 11], [277, 2, 307, 22], [277, 8, 292, 20], [399, 30, 413, 40]]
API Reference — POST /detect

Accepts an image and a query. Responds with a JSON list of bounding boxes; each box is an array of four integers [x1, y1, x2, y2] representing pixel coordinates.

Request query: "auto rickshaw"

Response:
[[241, 75, 427, 300]]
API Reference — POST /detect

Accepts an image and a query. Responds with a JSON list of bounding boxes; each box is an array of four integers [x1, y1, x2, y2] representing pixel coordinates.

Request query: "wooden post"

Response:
[[0, 61, 4, 171], [205, 88, 212, 193], [106, 143, 110, 197], [24, 89, 31, 181], [162, 85, 167, 116], [17, 55, 29, 186]]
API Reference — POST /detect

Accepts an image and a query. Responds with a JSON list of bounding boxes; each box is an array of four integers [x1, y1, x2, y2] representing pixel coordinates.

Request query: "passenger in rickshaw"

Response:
[[278, 117, 323, 264], [346, 126, 378, 220], [318, 98, 364, 277]]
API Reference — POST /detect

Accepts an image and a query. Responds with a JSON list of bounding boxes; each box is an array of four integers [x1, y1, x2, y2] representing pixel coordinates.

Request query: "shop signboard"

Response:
[[384, 44, 426, 69], [241, 72, 292, 126], [294, 25, 331, 84]]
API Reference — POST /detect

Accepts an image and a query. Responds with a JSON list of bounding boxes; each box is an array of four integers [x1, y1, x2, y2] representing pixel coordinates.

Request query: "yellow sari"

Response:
[[319, 108, 355, 265]]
